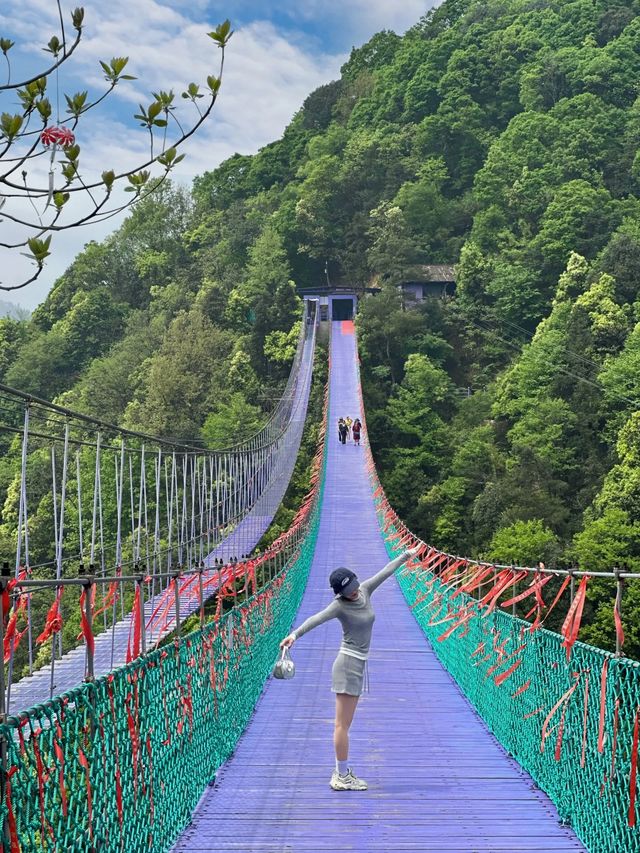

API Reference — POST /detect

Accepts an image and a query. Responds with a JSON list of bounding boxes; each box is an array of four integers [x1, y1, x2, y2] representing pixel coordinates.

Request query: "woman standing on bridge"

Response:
[[280, 546, 418, 791]]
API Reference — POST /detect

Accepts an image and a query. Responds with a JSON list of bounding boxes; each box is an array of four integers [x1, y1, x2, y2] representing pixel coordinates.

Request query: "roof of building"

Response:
[[401, 264, 456, 283]]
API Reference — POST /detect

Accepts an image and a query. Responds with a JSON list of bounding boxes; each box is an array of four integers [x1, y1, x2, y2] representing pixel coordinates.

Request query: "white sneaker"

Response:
[[330, 768, 368, 791]]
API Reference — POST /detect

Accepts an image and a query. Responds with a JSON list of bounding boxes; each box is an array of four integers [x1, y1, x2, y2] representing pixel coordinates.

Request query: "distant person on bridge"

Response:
[[352, 418, 361, 446], [345, 415, 353, 441], [280, 546, 419, 791], [338, 419, 348, 445]]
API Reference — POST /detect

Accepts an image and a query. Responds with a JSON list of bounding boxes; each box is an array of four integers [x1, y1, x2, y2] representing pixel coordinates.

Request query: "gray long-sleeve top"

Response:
[[291, 551, 411, 660]]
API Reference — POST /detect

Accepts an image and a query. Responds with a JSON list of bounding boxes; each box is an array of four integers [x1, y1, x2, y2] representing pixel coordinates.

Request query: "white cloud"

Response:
[[287, 0, 432, 41]]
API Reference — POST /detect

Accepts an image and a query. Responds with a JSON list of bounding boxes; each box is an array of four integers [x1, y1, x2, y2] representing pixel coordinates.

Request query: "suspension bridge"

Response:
[[0, 313, 638, 853]]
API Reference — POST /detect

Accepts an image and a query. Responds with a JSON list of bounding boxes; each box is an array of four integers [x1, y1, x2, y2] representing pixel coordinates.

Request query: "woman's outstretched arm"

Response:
[[361, 547, 420, 595], [280, 600, 340, 648]]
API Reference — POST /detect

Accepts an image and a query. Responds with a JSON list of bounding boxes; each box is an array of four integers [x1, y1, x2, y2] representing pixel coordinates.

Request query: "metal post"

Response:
[[138, 572, 146, 656], [174, 570, 181, 640], [615, 566, 624, 658], [84, 574, 94, 682], [198, 562, 205, 631], [569, 567, 575, 604]]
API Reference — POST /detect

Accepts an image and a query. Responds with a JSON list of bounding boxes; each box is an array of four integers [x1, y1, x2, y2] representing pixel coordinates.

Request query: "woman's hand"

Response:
[[280, 634, 295, 650]]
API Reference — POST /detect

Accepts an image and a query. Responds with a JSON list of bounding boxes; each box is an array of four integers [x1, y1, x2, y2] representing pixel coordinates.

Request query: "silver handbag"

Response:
[[273, 647, 295, 679]]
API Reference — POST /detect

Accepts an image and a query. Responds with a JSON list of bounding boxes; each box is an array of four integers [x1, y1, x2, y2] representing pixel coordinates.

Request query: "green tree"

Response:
[[486, 519, 559, 566]]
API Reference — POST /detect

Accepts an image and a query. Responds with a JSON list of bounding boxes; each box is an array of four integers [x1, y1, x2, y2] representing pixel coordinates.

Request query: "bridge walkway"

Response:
[[174, 321, 583, 852]]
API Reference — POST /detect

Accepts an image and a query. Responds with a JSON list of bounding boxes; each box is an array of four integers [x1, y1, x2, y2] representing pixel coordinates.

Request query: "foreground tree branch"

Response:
[[0, 4, 233, 290]]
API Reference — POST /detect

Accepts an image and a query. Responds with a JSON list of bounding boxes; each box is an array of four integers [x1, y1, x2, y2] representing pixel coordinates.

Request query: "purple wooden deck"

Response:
[[173, 322, 584, 853]]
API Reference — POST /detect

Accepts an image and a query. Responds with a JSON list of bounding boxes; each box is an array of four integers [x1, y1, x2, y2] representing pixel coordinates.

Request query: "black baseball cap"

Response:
[[330, 567, 359, 598]]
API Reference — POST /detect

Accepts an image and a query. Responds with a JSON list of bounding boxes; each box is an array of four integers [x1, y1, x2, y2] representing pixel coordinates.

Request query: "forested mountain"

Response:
[[1, 0, 639, 654]]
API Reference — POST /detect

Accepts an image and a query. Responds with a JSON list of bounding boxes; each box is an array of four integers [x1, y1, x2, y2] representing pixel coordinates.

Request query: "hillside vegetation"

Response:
[[1, 0, 639, 654]]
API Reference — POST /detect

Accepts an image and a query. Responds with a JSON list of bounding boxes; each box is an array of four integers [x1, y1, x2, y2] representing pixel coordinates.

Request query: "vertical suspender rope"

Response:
[[153, 450, 161, 604], [24, 410, 32, 677], [190, 455, 198, 570], [57, 423, 70, 657], [179, 453, 187, 569], [7, 406, 31, 711], [219, 454, 226, 559], [129, 454, 136, 568], [119, 440, 126, 621], [90, 434, 108, 632], [97, 442, 106, 630], [173, 454, 181, 571], [142, 447, 150, 578], [111, 443, 124, 669], [166, 453, 174, 576], [231, 452, 238, 547], [197, 457, 205, 566], [213, 454, 220, 556], [205, 456, 216, 554], [49, 421, 69, 698], [76, 450, 84, 561], [136, 446, 145, 568], [49, 441, 58, 701], [90, 433, 100, 580]]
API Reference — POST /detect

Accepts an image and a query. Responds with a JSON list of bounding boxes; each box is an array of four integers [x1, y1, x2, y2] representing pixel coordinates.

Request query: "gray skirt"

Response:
[[332, 652, 366, 696]]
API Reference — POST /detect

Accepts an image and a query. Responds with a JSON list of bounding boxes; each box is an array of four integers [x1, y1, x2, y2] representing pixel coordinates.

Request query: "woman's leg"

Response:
[[334, 692, 359, 762]]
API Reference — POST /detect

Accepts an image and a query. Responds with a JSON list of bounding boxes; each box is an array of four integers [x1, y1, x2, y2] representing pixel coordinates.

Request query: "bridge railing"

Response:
[[0, 305, 317, 712], [0, 351, 330, 853], [353, 340, 640, 853]]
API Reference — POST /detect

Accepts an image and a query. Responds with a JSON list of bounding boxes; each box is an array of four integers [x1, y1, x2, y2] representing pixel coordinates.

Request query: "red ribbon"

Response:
[[126, 585, 142, 663], [614, 593, 625, 654], [79, 587, 95, 657], [598, 659, 609, 754], [560, 576, 588, 660], [494, 658, 523, 686], [78, 747, 94, 842], [54, 721, 68, 817], [35, 587, 63, 644], [580, 674, 590, 769], [5, 767, 20, 853]]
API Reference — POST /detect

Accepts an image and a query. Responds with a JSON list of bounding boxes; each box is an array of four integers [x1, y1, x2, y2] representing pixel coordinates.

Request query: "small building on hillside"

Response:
[[398, 264, 456, 306]]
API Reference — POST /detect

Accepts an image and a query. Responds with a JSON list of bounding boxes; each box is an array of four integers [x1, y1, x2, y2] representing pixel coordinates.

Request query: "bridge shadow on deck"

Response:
[[174, 322, 583, 853]]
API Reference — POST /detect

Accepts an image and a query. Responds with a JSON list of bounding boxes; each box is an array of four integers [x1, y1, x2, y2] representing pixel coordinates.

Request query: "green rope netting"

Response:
[[382, 521, 640, 853], [0, 458, 325, 853]]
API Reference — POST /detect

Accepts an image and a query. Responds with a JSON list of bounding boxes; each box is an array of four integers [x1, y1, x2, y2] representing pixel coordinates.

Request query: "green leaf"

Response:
[[207, 76, 221, 94], [208, 19, 233, 47], [44, 36, 61, 56], [64, 144, 80, 162], [101, 170, 115, 189], [148, 101, 162, 120], [71, 7, 85, 30], [0, 38, 15, 55], [111, 57, 130, 75], [183, 82, 202, 100], [0, 113, 23, 141], [27, 236, 52, 264], [53, 192, 70, 210], [36, 99, 52, 120], [64, 91, 88, 117], [61, 163, 77, 181]]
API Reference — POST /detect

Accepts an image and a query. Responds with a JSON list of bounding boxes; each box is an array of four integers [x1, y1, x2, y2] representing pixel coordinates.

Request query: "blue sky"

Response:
[[0, 0, 437, 308]]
